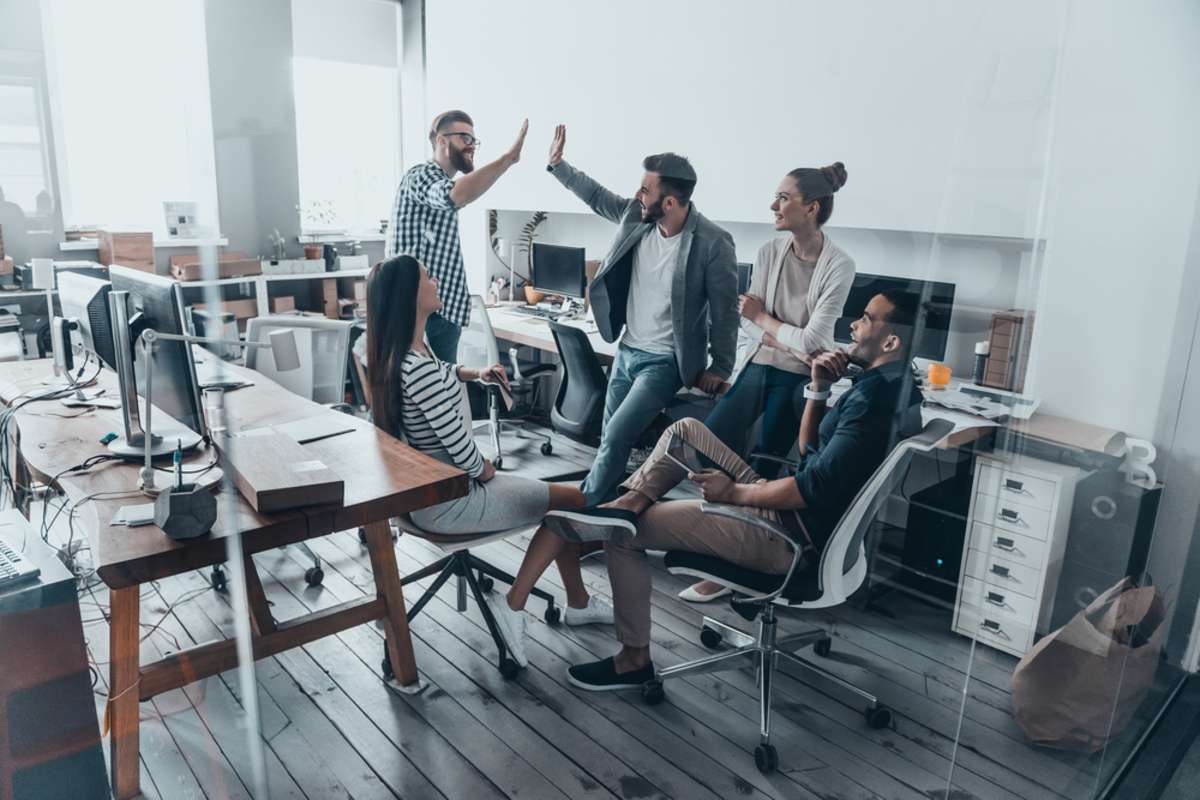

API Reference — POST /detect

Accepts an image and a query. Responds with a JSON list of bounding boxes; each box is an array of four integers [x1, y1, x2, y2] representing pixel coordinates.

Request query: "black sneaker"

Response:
[[544, 506, 637, 543], [567, 656, 656, 691]]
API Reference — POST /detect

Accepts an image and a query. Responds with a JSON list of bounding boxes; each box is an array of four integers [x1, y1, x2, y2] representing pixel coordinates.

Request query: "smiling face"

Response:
[[769, 175, 819, 232], [635, 172, 675, 223], [415, 264, 442, 314], [437, 121, 477, 174], [847, 293, 902, 366]]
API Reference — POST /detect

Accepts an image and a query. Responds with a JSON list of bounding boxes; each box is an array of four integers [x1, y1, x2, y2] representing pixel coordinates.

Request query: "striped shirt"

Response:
[[385, 160, 470, 327], [401, 351, 484, 478]]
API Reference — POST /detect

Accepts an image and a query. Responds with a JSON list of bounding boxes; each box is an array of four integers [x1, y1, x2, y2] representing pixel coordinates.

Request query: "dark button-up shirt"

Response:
[[791, 360, 920, 550]]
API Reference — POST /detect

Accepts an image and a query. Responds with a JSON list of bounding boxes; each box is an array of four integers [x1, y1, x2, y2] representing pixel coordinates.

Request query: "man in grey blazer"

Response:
[[546, 125, 738, 504]]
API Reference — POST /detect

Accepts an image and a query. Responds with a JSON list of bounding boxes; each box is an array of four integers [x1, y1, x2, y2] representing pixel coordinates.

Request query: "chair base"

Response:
[[399, 548, 561, 677], [647, 604, 891, 773]]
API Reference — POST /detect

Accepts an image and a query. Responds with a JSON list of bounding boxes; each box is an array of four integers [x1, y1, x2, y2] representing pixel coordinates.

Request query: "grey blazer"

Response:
[[549, 160, 739, 386]]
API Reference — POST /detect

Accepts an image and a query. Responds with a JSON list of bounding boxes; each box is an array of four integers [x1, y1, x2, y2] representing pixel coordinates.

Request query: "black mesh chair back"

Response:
[[548, 321, 608, 444]]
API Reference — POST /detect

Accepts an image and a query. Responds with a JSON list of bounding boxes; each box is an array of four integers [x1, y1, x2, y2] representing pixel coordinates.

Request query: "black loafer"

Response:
[[567, 656, 656, 691], [544, 506, 637, 543]]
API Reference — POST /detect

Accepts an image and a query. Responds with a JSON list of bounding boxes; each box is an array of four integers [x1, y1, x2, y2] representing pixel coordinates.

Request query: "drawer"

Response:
[[964, 548, 1042, 599], [977, 462, 1056, 511], [973, 493, 1052, 541], [956, 602, 1034, 656], [968, 522, 1048, 571], [960, 576, 1039, 626]]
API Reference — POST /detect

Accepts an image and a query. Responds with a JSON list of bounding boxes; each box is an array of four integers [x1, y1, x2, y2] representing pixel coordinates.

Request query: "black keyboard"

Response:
[[510, 305, 563, 320]]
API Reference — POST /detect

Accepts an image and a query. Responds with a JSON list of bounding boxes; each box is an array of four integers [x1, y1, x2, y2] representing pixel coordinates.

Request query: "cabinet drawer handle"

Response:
[[994, 536, 1017, 552], [997, 508, 1027, 526], [991, 564, 1011, 579], [980, 619, 1010, 639], [1003, 478, 1031, 496], [986, 591, 1007, 607]]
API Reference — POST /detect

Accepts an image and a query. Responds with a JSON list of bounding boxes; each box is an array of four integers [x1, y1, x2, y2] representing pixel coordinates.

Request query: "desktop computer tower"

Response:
[[900, 465, 972, 604], [1047, 470, 1161, 631]]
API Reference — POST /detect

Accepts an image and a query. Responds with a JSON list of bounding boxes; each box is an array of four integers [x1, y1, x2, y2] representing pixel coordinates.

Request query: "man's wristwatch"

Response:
[[803, 384, 832, 401], [546, 163, 557, 172]]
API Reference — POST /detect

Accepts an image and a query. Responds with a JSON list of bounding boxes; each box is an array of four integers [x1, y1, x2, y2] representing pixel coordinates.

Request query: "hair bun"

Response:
[[821, 162, 847, 192]]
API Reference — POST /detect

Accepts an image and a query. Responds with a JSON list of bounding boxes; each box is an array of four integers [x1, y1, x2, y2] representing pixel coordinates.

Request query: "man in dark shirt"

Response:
[[545, 288, 921, 691]]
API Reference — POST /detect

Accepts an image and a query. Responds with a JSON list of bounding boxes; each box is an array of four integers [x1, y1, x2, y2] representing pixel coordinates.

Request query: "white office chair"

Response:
[[643, 414, 957, 774], [460, 295, 556, 469]]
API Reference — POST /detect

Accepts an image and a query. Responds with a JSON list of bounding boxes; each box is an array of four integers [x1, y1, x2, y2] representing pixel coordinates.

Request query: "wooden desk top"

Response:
[[0, 359, 467, 589]]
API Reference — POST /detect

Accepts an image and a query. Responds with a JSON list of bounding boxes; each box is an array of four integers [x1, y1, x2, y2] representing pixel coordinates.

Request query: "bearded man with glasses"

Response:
[[385, 110, 529, 361]]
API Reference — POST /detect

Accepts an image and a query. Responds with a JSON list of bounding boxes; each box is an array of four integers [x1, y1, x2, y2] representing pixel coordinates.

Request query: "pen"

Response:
[[173, 439, 183, 490]]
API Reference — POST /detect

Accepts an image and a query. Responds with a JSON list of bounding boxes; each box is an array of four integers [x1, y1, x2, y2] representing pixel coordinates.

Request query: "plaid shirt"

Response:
[[385, 160, 469, 326]]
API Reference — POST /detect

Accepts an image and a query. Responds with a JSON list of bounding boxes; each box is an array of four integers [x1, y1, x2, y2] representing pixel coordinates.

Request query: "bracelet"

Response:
[[803, 385, 831, 401]]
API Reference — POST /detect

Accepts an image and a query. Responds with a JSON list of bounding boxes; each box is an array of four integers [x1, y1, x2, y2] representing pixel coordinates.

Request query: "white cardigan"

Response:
[[737, 233, 856, 374]]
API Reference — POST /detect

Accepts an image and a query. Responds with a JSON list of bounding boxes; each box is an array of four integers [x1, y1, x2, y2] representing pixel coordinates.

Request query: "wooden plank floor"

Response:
[[65, 425, 1148, 799]]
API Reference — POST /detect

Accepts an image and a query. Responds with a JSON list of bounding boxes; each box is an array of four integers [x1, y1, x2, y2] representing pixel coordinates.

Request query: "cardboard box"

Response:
[[170, 251, 260, 282], [269, 295, 296, 313], [322, 278, 339, 319], [97, 230, 154, 270], [192, 298, 258, 332], [353, 279, 367, 301]]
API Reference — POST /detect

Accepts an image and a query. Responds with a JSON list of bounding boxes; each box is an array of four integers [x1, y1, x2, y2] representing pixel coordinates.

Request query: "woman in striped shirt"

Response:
[[364, 255, 612, 667]]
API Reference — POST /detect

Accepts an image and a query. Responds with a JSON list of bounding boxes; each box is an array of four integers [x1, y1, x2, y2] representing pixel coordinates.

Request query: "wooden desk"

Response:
[[0, 359, 467, 799], [486, 304, 616, 361]]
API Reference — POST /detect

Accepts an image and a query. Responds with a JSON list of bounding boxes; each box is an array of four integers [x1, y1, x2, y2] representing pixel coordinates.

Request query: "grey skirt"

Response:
[[409, 473, 551, 535]]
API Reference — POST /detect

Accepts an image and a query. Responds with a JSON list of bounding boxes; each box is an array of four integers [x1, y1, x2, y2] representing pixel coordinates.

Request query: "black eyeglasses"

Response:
[[442, 132, 480, 147]]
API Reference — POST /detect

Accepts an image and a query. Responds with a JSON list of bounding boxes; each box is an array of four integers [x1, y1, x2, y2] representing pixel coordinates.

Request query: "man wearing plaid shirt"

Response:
[[386, 110, 529, 361]]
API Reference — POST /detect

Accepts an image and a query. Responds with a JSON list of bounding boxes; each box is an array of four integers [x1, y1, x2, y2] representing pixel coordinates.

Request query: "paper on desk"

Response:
[[113, 503, 156, 527]]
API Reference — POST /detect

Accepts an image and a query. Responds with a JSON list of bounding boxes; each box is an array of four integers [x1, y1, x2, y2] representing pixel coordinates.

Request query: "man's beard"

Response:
[[640, 198, 665, 222], [450, 147, 474, 174]]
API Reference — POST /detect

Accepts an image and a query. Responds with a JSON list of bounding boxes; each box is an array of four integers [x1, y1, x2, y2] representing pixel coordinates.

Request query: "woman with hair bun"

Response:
[[681, 162, 856, 603]]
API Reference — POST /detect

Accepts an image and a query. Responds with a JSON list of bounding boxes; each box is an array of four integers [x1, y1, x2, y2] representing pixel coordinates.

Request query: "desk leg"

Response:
[[109, 585, 141, 799], [363, 519, 419, 686]]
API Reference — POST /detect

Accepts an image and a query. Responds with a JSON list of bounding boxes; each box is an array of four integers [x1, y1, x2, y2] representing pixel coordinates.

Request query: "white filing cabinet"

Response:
[[952, 452, 1082, 657]]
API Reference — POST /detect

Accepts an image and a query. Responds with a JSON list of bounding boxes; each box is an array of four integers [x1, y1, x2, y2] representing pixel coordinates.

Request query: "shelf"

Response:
[[262, 269, 368, 282], [298, 233, 385, 244], [59, 236, 230, 252]]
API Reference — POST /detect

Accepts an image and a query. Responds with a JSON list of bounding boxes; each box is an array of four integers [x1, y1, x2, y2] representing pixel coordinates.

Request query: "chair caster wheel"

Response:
[[642, 680, 664, 705], [754, 743, 779, 774], [358, 528, 367, 544], [494, 456, 503, 470], [700, 626, 723, 649], [210, 566, 227, 593], [544, 605, 561, 626], [865, 705, 893, 730], [540, 441, 553, 455], [499, 657, 521, 680], [304, 566, 324, 587], [814, 637, 832, 657], [478, 574, 494, 593]]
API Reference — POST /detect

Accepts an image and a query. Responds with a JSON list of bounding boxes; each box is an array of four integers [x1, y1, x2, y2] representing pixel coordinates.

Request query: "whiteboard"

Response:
[[425, 0, 1064, 238]]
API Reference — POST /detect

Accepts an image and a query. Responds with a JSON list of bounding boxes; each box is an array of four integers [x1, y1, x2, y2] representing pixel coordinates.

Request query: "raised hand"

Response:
[[505, 119, 529, 166], [548, 124, 566, 167]]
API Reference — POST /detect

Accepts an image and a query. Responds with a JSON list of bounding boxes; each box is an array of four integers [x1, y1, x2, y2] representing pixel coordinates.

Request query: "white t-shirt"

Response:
[[621, 225, 681, 355]]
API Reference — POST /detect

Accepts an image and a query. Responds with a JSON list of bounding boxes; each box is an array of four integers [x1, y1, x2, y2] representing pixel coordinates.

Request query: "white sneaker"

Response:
[[486, 594, 529, 668], [564, 595, 615, 626]]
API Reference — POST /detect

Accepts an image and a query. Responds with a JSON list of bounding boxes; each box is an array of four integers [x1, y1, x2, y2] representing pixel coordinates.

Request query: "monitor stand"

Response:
[[107, 426, 203, 460]]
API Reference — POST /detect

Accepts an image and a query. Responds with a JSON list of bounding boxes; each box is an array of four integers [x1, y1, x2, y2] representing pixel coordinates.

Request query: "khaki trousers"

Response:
[[608, 418, 796, 648]]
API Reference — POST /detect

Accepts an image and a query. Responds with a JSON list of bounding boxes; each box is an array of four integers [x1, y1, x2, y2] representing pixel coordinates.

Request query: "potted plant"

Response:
[[516, 210, 548, 304], [297, 200, 343, 259]]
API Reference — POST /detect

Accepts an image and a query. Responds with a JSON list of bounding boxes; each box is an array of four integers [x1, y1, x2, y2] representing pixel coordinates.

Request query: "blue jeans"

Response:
[[425, 312, 462, 363], [704, 363, 809, 477], [581, 344, 683, 504]]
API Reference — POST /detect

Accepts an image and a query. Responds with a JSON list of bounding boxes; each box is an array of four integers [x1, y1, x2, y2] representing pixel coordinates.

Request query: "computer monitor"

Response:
[[109, 265, 207, 452], [57, 272, 117, 370], [834, 272, 956, 361], [531, 243, 586, 299], [737, 262, 753, 295]]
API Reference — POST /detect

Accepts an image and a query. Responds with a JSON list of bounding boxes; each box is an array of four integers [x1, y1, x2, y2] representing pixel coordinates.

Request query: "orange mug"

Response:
[[927, 362, 951, 388]]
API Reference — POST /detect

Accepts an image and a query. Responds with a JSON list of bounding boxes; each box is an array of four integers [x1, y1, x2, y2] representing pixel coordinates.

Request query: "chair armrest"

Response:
[[698, 502, 807, 604]]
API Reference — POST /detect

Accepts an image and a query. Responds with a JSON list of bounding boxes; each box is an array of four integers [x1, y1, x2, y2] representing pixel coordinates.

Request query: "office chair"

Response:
[[462, 296, 556, 469], [642, 414, 957, 774], [389, 514, 561, 680]]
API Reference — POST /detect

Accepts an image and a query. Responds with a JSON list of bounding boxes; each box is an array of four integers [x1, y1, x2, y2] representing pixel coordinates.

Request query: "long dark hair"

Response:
[[366, 255, 422, 439]]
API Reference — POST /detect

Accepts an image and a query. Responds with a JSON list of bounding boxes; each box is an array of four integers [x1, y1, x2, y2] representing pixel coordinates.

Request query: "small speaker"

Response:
[[1049, 470, 1161, 630]]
